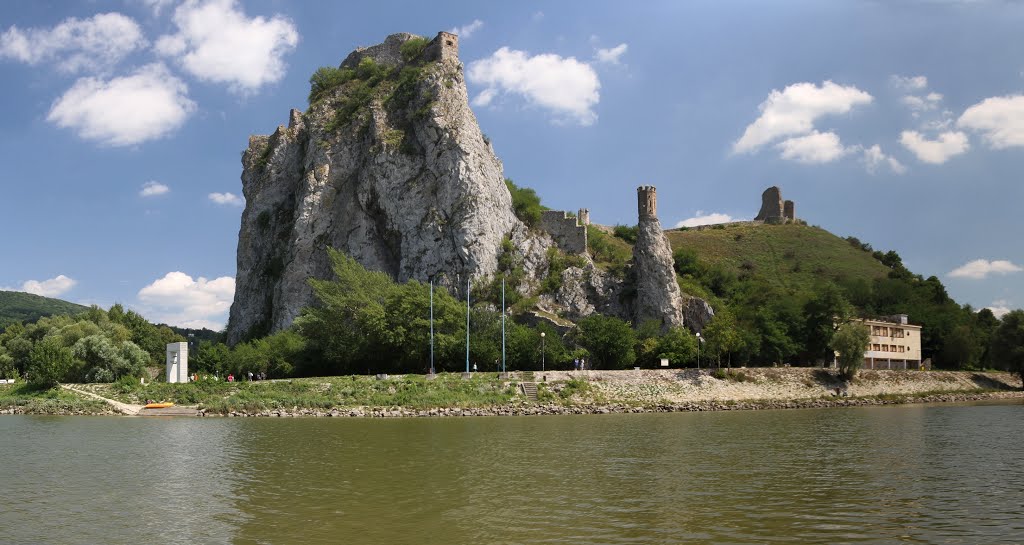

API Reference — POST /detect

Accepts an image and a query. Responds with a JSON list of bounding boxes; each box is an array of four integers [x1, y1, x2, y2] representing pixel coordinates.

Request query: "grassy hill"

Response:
[[665, 222, 889, 295], [0, 290, 88, 329]]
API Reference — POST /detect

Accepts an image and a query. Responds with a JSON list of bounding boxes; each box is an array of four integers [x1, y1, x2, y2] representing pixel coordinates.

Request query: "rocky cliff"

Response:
[[227, 32, 547, 343], [227, 31, 710, 344]]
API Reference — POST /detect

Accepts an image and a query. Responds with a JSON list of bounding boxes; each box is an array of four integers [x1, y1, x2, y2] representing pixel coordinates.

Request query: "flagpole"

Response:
[[465, 276, 470, 374], [501, 277, 506, 374], [429, 279, 434, 375]]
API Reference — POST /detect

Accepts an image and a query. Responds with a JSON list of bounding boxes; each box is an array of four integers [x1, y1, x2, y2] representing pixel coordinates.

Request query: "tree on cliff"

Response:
[[829, 321, 870, 380], [991, 310, 1024, 389]]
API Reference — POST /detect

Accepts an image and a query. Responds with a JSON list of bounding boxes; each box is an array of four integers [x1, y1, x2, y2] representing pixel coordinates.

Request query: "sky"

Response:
[[1, 0, 1022, 330]]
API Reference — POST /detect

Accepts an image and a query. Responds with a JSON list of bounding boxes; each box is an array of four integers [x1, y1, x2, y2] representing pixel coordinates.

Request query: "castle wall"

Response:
[[540, 210, 588, 254]]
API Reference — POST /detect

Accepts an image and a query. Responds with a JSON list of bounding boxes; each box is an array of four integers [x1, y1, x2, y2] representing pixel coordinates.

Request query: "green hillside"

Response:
[[0, 290, 88, 329], [665, 222, 889, 294]]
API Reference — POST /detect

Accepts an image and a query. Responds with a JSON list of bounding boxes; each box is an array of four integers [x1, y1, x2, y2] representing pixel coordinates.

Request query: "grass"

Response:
[[0, 382, 109, 413], [91, 373, 524, 413], [0, 290, 88, 330], [666, 222, 889, 292]]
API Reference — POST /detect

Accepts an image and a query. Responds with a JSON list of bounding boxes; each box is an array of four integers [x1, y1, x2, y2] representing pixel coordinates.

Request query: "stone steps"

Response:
[[520, 382, 538, 402]]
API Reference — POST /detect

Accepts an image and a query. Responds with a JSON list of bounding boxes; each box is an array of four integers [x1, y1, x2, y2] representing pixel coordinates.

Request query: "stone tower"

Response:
[[578, 208, 590, 226], [783, 200, 795, 222], [424, 31, 459, 63], [754, 186, 784, 224], [631, 185, 684, 328], [637, 185, 657, 220]]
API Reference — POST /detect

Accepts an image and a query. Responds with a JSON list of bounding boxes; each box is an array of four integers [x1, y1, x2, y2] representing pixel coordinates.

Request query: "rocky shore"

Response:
[[203, 389, 1024, 418]]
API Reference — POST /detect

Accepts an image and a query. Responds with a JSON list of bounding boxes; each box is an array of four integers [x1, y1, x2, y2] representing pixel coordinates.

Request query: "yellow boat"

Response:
[[144, 402, 175, 409]]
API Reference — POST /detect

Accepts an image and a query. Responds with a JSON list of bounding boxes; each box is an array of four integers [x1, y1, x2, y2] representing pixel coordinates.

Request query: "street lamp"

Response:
[[696, 332, 701, 369], [540, 332, 546, 372]]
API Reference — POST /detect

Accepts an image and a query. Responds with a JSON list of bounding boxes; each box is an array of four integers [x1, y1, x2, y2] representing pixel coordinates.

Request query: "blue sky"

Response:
[[1, 0, 1022, 329]]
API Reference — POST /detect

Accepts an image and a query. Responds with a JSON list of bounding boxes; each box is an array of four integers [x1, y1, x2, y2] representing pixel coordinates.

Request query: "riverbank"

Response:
[[2, 368, 1021, 417]]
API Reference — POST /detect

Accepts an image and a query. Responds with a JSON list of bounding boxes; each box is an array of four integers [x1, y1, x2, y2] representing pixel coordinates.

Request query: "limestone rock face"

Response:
[[683, 296, 715, 333], [555, 263, 626, 321], [227, 32, 541, 343], [631, 217, 684, 328], [755, 186, 784, 223]]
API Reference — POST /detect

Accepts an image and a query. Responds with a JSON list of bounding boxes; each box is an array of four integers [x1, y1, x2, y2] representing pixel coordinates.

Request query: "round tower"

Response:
[[637, 186, 657, 220], [578, 208, 591, 226]]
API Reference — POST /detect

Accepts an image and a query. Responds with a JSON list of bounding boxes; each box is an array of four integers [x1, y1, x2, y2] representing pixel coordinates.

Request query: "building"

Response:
[[835, 315, 924, 370]]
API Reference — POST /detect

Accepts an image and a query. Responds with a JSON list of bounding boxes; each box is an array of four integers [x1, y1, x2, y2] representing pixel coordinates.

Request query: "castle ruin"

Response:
[[755, 186, 796, 224], [540, 210, 588, 254]]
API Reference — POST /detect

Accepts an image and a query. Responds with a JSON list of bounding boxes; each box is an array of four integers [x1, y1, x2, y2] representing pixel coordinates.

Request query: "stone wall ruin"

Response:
[[540, 210, 588, 254]]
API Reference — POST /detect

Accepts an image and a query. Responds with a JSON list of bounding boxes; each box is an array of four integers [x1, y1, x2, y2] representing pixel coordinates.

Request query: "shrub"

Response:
[[505, 179, 543, 228], [26, 337, 74, 388], [612, 224, 638, 244], [308, 66, 355, 104], [400, 36, 430, 62]]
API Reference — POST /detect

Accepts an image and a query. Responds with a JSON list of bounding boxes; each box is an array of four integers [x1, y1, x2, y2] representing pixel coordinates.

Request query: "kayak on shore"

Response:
[[144, 402, 175, 409]]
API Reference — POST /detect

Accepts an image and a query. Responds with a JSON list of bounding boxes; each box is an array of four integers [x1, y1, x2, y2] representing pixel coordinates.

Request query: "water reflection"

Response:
[[2, 402, 1023, 544]]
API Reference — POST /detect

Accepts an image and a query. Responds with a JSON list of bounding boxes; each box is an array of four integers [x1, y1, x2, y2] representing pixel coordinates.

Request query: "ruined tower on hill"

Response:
[[755, 186, 796, 224], [630, 186, 684, 328]]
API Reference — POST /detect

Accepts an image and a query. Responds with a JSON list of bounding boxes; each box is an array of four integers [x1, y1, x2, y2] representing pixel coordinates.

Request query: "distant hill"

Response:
[[0, 290, 89, 329], [666, 222, 889, 295]]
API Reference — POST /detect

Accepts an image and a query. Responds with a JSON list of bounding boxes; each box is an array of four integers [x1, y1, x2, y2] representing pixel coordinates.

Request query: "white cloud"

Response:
[[674, 211, 737, 228], [891, 75, 928, 91], [958, 95, 1024, 149], [948, 259, 1023, 279], [733, 81, 873, 153], [595, 43, 628, 65], [775, 131, 848, 164], [140, 181, 170, 197], [155, 0, 299, 93], [137, 272, 234, 330], [208, 192, 243, 205], [0, 12, 146, 73], [450, 19, 483, 38], [985, 300, 1015, 319], [46, 63, 195, 146], [901, 92, 943, 115], [2, 275, 78, 298], [899, 130, 969, 164], [467, 46, 600, 126], [861, 144, 906, 174]]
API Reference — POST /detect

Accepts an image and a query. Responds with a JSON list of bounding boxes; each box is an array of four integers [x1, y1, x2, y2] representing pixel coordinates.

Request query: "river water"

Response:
[[1, 402, 1022, 544]]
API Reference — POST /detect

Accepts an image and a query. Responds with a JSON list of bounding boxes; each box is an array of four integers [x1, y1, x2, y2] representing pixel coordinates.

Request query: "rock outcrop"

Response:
[[227, 32, 544, 343], [630, 186, 684, 328], [754, 186, 784, 223]]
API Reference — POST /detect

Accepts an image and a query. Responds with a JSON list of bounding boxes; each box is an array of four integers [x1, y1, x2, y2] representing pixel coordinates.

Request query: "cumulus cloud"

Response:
[[140, 181, 170, 197], [137, 271, 234, 330], [0, 12, 146, 73], [208, 192, 243, 205], [775, 131, 848, 164], [467, 47, 600, 126], [985, 300, 1015, 318], [674, 211, 737, 228], [733, 81, 873, 154], [901, 92, 943, 115], [2, 275, 77, 297], [861, 144, 906, 174], [899, 130, 969, 164], [891, 75, 928, 91], [46, 63, 195, 146], [450, 19, 483, 38], [595, 43, 628, 65], [957, 95, 1024, 149], [948, 259, 1023, 279], [155, 0, 299, 93]]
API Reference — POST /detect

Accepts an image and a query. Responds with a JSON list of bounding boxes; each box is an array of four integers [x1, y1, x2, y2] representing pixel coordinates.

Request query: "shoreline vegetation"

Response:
[[1, 368, 1021, 417]]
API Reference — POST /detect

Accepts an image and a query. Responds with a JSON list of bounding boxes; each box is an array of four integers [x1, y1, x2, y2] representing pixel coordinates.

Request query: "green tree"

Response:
[[802, 284, 852, 363], [991, 310, 1024, 389], [574, 315, 636, 369], [656, 327, 697, 367], [505, 179, 543, 228], [702, 310, 744, 368], [26, 336, 75, 388], [829, 322, 870, 380]]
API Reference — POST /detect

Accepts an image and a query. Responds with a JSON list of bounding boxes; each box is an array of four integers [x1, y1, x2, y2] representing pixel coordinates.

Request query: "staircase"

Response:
[[520, 382, 538, 402]]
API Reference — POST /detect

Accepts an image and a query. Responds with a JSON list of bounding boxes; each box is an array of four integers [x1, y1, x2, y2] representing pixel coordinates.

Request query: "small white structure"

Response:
[[166, 342, 189, 383]]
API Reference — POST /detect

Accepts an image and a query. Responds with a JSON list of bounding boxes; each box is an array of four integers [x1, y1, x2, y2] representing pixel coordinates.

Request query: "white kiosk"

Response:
[[166, 342, 189, 383]]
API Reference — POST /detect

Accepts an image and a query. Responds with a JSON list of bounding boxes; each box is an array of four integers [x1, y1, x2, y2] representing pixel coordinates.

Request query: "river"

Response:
[[1, 402, 1022, 544]]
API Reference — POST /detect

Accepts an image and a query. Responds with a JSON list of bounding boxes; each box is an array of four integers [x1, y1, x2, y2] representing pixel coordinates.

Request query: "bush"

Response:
[[400, 36, 430, 62], [574, 315, 636, 369], [26, 337, 74, 388], [505, 179, 543, 228], [612, 225, 638, 244], [308, 66, 355, 104]]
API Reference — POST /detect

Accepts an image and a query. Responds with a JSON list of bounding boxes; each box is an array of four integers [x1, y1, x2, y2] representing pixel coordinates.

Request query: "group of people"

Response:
[[188, 371, 268, 382], [573, 359, 587, 371]]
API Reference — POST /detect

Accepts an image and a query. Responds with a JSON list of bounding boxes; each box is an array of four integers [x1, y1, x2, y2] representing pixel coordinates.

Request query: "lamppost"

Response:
[[696, 332, 701, 369], [429, 279, 435, 375], [540, 331, 546, 372]]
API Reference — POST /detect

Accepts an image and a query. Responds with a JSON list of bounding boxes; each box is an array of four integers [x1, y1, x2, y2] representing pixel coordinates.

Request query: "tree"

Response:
[[991, 310, 1024, 389], [656, 327, 697, 367], [829, 322, 870, 380], [26, 336, 75, 388], [574, 315, 636, 369], [802, 284, 852, 364], [702, 310, 744, 368]]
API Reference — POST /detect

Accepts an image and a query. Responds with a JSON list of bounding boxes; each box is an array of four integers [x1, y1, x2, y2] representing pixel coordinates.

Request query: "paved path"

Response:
[[60, 385, 143, 415]]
